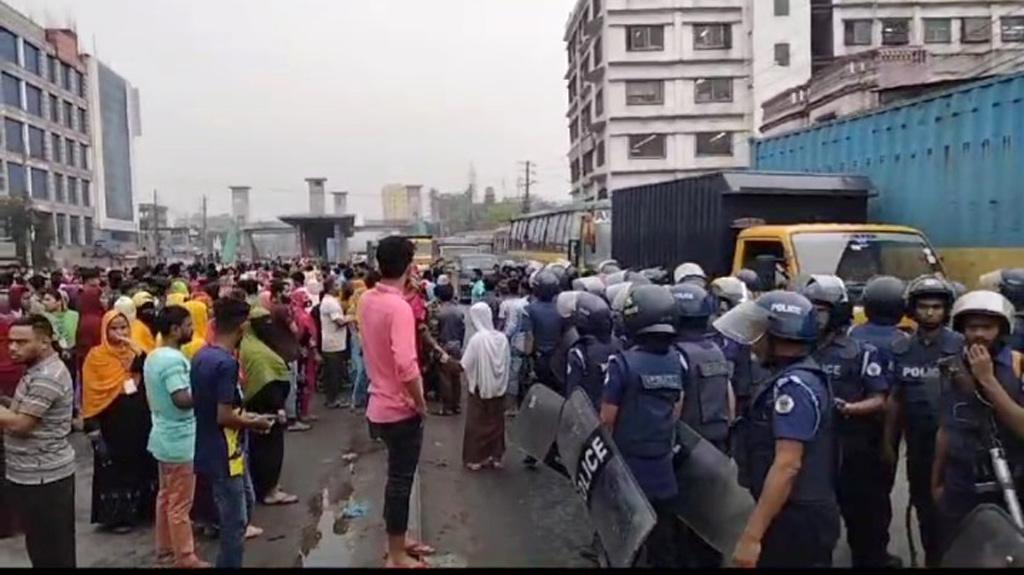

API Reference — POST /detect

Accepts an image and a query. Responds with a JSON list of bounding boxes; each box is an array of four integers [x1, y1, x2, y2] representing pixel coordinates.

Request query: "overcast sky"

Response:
[[13, 0, 576, 221]]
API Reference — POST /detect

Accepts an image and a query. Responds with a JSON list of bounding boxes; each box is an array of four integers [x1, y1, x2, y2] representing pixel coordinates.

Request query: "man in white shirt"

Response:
[[499, 278, 531, 415], [319, 278, 350, 409]]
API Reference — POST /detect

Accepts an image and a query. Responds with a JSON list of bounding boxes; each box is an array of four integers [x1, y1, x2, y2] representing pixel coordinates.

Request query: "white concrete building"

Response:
[[565, 0, 812, 201]]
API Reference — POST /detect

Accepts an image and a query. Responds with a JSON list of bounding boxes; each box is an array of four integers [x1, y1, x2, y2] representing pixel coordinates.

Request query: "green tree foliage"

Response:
[[0, 197, 53, 268]]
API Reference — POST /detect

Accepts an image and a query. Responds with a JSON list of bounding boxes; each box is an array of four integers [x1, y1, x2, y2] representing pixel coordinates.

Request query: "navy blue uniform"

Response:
[[937, 346, 1024, 555], [1008, 316, 1024, 353], [815, 335, 890, 567], [523, 300, 565, 394], [736, 358, 840, 568], [603, 342, 684, 567], [566, 335, 618, 410], [891, 327, 964, 567]]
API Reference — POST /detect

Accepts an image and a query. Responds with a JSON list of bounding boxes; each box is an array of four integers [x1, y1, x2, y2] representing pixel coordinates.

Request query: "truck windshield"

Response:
[[791, 232, 943, 287], [459, 255, 498, 272]]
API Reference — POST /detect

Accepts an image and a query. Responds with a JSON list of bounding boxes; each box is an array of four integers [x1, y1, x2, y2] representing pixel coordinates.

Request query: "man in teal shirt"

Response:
[[144, 306, 209, 568], [470, 269, 486, 304]]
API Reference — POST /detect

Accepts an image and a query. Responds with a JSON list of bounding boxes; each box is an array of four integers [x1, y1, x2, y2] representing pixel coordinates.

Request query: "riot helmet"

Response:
[[673, 263, 707, 286], [604, 270, 628, 286], [735, 269, 760, 294], [532, 270, 561, 301], [905, 274, 955, 326], [624, 270, 652, 286], [758, 291, 819, 344], [669, 284, 716, 320], [598, 260, 622, 275], [557, 291, 583, 320], [862, 275, 907, 326], [608, 282, 634, 336], [572, 276, 607, 300], [998, 268, 1024, 310], [951, 290, 1016, 336], [573, 292, 613, 337], [709, 276, 750, 312], [798, 274, 852, 332], [621, 284, 678, 337]]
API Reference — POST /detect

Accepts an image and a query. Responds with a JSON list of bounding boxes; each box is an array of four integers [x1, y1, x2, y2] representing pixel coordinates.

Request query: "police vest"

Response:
[[893, 329, 964, 435], [943, 350, 1024, 491], [569, 335, 619, 410], [1007, 317, 1024, 354], [713, 332, 754, 404], [611, 348, 684, 461], [849, 323, 908, 360], [815, 336, 882, 447], [743, 358, 836, 505], [676, 339, 731, 445]]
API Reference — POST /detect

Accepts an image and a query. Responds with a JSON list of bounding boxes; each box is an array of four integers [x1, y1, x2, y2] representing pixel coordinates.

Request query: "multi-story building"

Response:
[[0, 2, 95, 258], [86, 54, 141, 247], [381, 183, 423, 223], [764, 0, 1024, 135], [565, 0, 811, 201]]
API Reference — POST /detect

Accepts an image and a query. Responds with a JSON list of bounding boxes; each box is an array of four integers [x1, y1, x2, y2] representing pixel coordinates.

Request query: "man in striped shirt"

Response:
[[0, 314, 76, 567]]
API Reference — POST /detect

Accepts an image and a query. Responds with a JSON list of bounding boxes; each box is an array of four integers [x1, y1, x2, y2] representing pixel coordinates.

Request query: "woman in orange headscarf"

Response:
[[82, 310, 157, 534]]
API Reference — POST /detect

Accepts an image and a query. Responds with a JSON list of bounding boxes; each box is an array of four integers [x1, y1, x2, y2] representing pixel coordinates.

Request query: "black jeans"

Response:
[[369, 415, 423, 536], [246, 380, 290, 501], [322, 351, 350, 404], [9, 475, 77, 567], [759, 501, 840, 568]]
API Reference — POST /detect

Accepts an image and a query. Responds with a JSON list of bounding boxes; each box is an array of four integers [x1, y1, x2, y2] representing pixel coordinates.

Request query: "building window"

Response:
[[23, 43, 41, 76], [595, 89, 604, 117], [78, 107, 87, 134], [30, 168, 48, 200], [61, 63, 72, 91], [628, 134, 666, 159], [7, 163, 26, 197], [626, 80, 664, 105], [1003, 17, 1024, 42], [592, 0, 601, 17], [694, 24, 732, 50], [774, 43, 791, 66], [4, 119, 23, 154], [924, 19, 952, 44], [52, 134, 62, 163], [69, 215, 80, 246], [774, 0, 789, 17], [696, 131, 733, 156], [84, 216, 93, 245], [596, 140, 605, 166], [571, 159, 581, 182], [626, 26, 664, 51], [76, 71, 85, 98], [881, 19, 910, 46], [63, 101, 73, 129], [25, 84, 42, 117], [695, 78, 733, 103], [66, 138, 75, 167], [570, 117, 579, 142], [68, 177, 78, 206], [55, 213, 66, 245], [2, 73, 20, 108], [844, 20, 873, 46], [962, 18, 992, 43], [54, 173, 64, 203], [80, 143, 89, 169], [593, 37, 603, 67], [582, 150, 594, 176], [48, 94, 59, 123], [28, 126, 44, 160], [0, 28, 15, 63], [82, 181, 91, 207]]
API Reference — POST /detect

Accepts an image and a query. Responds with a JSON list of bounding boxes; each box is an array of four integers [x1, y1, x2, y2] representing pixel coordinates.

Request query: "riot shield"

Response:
[[672, 422, 756, 557], [942, 504, 1024, 567], [557, 389, 657, 568], [510, 384, 565, 462]]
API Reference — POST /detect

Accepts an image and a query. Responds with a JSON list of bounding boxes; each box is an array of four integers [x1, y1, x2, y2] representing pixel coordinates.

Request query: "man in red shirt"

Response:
[[359, 236, 433, 568]]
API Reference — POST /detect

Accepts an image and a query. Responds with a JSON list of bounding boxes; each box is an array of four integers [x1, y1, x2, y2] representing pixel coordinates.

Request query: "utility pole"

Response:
[[518, 161, 537, 214], [152, 188, 160, 260], [201, 194, 208, 260]]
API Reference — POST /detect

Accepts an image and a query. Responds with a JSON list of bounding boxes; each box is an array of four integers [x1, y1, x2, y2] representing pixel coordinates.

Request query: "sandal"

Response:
[[384, 556, 428, 569], [465, 462, 485, 471], [245, 525, 264, 539], [405, 541, 436, 557], [263, 490, 299, 505]]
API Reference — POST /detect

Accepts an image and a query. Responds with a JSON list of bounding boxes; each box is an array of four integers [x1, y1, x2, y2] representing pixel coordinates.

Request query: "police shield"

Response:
[[672, 422, 756, 557], [711, 300, 771, 346], [942, 504, 1024, 567], [510, 384, 566, 462], [557, 388, 657, 568]]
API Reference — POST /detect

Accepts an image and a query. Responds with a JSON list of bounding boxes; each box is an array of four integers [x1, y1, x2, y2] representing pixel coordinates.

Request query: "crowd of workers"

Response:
[[1, 238, 1024, 569]]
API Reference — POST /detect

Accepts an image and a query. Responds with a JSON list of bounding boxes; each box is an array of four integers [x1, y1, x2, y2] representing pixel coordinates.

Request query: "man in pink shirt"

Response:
[[358, 236, 432, 568]]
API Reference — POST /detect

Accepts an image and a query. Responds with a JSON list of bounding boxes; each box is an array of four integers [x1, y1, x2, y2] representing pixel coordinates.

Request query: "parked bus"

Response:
[[501, 200, 611, 270]]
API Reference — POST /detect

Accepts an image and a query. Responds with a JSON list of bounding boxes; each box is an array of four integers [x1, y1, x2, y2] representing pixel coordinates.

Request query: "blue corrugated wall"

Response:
[[752, 73, 1024, 249]]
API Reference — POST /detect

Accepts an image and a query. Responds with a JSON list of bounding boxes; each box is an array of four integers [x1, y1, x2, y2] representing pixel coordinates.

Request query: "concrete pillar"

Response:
[[331, 192, 348, 216], [306, 178, 326, 215], [229, 186, 250, 227]]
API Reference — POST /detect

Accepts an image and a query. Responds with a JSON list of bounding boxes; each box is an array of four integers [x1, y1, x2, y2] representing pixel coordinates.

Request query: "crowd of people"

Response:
[[1, 235, 1024, 569]]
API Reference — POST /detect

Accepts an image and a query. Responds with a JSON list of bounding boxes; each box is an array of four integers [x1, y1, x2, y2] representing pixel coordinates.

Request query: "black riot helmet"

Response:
[[757, 291, 819, 344], [861, 275, 907, 326], [572, 292, 613, 338], [906, 274, 955, 316], [798, 274, 852, 332], [532, 270, 561, 301], [669, 284, 716, 319], [999, 268, 1024, 310], [736, 269, 760, 293], [622, 285, 678, 337]]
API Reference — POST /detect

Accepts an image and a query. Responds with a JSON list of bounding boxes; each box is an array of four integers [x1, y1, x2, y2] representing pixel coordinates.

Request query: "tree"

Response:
[[0, 197, 53, 268]]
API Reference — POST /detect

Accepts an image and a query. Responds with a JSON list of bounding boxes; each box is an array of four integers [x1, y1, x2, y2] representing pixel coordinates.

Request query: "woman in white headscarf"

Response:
[[461, 303, 510, 471]]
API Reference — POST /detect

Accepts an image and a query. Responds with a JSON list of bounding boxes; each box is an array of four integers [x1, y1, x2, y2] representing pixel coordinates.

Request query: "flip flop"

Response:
[[405, 541, 436, 557], [384, 554, 429, 569], [263, 491, 299, 505], [245, 525, 264, 539]]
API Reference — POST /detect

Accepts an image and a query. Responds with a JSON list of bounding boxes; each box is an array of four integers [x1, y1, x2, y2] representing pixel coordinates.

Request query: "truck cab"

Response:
[[733, 224, 947, 324]]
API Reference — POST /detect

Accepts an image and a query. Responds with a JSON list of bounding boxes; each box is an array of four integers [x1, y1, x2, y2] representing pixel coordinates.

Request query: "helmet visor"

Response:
[[712, 300, 771, 346]]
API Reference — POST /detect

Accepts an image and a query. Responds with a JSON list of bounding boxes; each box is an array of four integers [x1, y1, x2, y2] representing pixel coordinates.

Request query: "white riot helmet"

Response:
[[673, 263, 707, 286], [709, 277, 751, 311], [557, 291, 583, 319], [951, 290, 1016, 335], [598, 260, 622, 275]]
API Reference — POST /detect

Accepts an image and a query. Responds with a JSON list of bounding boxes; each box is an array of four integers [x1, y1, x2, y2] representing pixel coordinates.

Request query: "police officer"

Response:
[[567, 292, 619, 410], [523, 271, 565, 395], [998, 268, 1024, 352], [709, 276, 751, 318], [673, 262, 707, 288], [709, 277, 760, 419], [848, 274, 909, 569], [600, 284, 684, 567], [800, 275, 892, 568], [885, 274, 963, 567], [607, 282, 635, 349], [727, 291, 840, 568], [935, 290, 1024, 557], [553, 291, 583, 392], [669, 283, 733, 568]]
